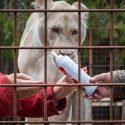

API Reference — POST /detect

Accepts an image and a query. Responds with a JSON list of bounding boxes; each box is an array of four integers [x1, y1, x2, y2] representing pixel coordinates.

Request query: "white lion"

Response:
[[18, 0, 91, 125]]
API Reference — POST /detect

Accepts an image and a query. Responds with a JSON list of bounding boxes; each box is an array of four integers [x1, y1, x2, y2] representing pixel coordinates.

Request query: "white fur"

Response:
[[18, 0, 91, 125]]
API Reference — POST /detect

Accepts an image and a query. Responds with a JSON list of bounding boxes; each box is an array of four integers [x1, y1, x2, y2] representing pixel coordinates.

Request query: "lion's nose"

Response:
[[59, 50, 73, 57]]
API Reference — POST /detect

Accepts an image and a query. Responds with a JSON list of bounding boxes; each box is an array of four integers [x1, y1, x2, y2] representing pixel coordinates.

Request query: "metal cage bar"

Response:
[[13, 0, 18, 121], [43, 0, 48, 121]]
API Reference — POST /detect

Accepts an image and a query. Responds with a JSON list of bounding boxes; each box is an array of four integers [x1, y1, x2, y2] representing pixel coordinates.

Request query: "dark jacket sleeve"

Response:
[[0, 73, 66, 117], [113, 70, 125, 101]]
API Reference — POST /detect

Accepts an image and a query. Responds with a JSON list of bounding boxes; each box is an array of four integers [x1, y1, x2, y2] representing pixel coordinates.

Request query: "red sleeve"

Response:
[[17, 87, 67, 117], [0, 73, 67, 117], [0, 74, 13, 117]]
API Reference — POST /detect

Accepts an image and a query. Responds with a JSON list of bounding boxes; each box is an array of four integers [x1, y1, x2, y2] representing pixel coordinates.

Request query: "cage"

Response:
[[0, 0, 125, 125]]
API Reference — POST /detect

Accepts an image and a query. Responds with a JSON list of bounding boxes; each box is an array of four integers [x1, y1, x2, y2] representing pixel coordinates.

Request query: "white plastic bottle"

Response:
[[51, 51, 97, 95]]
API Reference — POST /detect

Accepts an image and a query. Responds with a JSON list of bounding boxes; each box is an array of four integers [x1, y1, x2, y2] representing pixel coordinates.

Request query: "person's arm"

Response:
[[17, 75, 76, 118], [0, 73, 65, 117], [0, 73, 75, 117], [113, 70, 125, 100], [17, 87, 66, 117], [86, 70, 125, 101]]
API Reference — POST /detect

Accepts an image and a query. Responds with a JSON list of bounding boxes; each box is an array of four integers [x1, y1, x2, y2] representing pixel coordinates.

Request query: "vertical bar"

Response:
[[77, 0, 81, 124], [109, 0, 114, 124], [13, 0, 18, 121], [89, 29, 93, 76], [43, 0, 48, 123]]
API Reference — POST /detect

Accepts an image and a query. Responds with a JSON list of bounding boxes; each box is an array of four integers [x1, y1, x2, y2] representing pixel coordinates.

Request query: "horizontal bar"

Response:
[[0, 46, 125, 49], [0, 9, 125, 12], [0, 120, 125, 124], [0, 83, 124, 87]]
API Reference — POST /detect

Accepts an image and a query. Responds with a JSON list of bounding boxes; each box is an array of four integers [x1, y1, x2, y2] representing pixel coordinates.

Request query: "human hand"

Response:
[[53, 67, 88, 100], [7, 73, 32, 83], [83, 72, 112, 100], [53, 75, 76, 100], [7, 73, 42, 98]]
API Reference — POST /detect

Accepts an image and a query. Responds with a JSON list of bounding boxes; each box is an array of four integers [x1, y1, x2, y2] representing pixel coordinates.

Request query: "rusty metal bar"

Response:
[[13, 0, 18, 121], [77, 0, 82, 124], [1, 9, 125, 12], [89, 29, 93, 76], [109, 0, 114, 123], [0, 83, 124, 87], [1, 46, 125, 49], [43, 0, 48, 122], [1, 120, 125, 124]]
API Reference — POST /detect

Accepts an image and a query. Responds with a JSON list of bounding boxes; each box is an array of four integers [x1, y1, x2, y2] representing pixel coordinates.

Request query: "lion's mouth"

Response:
[[68, 54, 74, 60], [51, 50, 76, 64], [58, 50, 74, 59]]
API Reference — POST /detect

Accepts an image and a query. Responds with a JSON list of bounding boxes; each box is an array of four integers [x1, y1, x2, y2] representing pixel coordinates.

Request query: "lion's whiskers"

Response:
[[36, 52, 53, 64]]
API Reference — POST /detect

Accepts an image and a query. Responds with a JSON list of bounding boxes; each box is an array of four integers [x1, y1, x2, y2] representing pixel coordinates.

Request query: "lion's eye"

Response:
[[72, 30, 78, 35], [51, 28, 59, 34]]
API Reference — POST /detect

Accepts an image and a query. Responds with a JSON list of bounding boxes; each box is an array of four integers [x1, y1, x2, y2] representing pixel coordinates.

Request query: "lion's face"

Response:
[[36, 0, 88, 61], [47, 12, 79, 59]]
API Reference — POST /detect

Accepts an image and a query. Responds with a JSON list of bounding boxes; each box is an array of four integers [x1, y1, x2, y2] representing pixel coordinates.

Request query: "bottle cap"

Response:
[[51, 51, 59, 58]]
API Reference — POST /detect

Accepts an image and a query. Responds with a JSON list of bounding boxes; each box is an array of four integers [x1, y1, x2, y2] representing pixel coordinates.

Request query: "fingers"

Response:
[[92, 93, 103, 100], [18, 79, 42, 84], [8, 73, 42, 85], [82, 92, 96, 100], [17, 73, 32, 80], [83, 87, 104, 101], [88, 96, 95, 100], [10, 73, 32, 80], [83, 93, 103, 101], [65, 76, 74, 83], [56, 75, 67, 84], [57, 75, 74, 84], [82, 67, 87, 73], [89, 73, 107, 83]]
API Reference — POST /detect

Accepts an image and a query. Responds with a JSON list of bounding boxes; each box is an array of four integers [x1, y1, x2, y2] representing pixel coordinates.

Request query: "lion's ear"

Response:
[[35, 0, 53, 9], [72, 2, 89, 20]]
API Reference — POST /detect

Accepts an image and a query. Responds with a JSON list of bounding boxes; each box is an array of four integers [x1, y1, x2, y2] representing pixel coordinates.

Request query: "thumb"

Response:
[[16, 73, 32, 80], [89, 77, 96, 83], [89, 73, 107, 83]]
